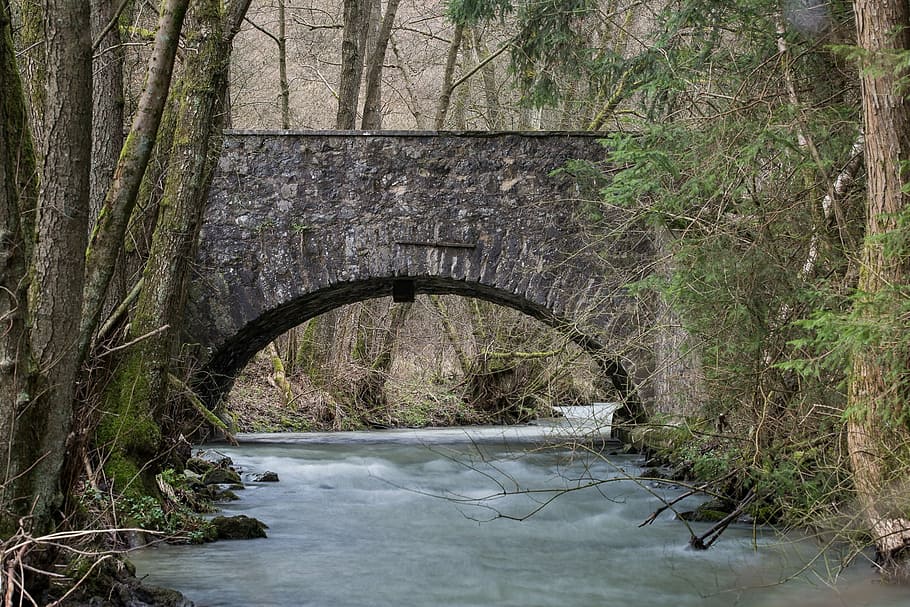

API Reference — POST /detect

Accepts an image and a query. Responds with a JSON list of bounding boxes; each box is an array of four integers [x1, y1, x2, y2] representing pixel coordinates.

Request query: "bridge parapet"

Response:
[[187, 131, 654, 407]]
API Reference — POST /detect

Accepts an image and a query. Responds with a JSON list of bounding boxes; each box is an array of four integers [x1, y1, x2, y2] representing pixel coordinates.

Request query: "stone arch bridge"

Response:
[[185, 131, 657, 419]]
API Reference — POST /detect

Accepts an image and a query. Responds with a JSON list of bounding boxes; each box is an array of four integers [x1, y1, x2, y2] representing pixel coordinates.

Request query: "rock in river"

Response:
[[211, 515, 268, 540]]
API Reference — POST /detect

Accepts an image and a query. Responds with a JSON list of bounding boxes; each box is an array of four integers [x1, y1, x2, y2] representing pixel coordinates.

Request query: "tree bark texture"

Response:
[[13, 0, 46, 143], [336, 0, 371, 129], [434, 22, 464, 129], [848, 0, 910, 577], [278, 0, 289, 128], [360, 0, 400, 130], [471, 30, 501, 130], [79, 0, 189, 362], [89, 0, 124, 224], [0, 2, 37, 534], [124, 98, 178, 278], [15, 0, 92, 532]]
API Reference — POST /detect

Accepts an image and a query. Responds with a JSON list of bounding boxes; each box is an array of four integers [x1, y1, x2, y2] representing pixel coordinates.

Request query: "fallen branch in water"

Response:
[[639, 469, 738, 528], [689, 488, 757, 550]]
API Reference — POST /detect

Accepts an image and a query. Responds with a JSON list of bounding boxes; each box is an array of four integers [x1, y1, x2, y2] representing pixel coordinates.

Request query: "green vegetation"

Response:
[[568, 0, 909, 565]]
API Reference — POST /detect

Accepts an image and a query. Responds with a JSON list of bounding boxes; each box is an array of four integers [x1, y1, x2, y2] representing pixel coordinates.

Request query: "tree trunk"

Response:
[[278, 0, 289, 128], [0, 2, 37, 535], [79, 0, 189, 362], [13, 0, 45, 143], [360, 0, 400, 130], [124, 97, 179, 276], [90, 0, 124, 224], [267, 342, 293, 405], [353, 300, 411, 411], [434, 22, 464, 129], [15, 0, 92, 533], [847, 0, 910, 579], [471, 29, 501, 129], [390, 34, 425, 128], [336, 0, 371, 129]]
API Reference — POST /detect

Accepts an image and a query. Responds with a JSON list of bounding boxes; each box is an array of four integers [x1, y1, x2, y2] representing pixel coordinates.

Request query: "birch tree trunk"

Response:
[[847, 0, 910, 578]]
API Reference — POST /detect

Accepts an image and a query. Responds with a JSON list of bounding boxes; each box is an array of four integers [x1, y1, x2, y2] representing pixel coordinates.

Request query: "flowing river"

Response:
[[130, 426, 910, 606]]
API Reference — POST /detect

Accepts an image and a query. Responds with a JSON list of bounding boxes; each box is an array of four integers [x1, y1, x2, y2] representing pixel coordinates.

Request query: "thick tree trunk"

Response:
[[14, 0, 92, 533], [847, 0, 910, 578], [13, 0, 45, 143], [336, 0, 371, 129]]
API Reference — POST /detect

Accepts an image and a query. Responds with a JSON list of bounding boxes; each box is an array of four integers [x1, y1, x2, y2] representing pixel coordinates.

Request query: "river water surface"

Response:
[[130, 427, 910, 606]]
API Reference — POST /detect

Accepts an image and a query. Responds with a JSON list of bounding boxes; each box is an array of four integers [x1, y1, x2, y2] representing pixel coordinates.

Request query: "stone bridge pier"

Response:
[[184, 131, 657, 421]]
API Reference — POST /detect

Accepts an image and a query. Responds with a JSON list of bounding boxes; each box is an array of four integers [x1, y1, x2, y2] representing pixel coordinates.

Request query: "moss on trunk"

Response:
[[97, 354, 163, 498]]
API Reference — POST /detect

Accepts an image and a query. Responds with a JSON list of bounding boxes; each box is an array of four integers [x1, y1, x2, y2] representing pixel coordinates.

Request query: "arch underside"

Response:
[[193, 275, 638, 414]]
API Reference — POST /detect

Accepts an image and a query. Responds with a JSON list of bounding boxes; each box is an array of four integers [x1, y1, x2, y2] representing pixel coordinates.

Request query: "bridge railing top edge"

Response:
[[222, 129, 610, 138]]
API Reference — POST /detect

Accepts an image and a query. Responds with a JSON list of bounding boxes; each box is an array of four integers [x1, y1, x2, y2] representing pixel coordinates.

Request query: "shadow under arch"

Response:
[[191, 275, 644, 425]]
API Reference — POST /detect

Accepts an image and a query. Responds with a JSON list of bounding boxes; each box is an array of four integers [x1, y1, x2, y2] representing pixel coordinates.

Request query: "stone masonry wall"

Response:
[[186, 131, 656, 406]]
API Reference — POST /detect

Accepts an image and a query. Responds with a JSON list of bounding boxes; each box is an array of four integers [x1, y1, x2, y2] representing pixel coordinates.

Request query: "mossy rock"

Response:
[[211, 515, 268, 539], [201, 467, 241, 485], [186, 456, 216, 475], [193, 449, 234, 468], [58, 557, 193, 606], [213, 489, 240, 501], [109, 578, 193, 607]]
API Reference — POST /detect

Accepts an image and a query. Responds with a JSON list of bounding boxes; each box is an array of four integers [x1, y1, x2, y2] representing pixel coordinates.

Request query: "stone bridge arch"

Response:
[[185, 131, 654, 417]]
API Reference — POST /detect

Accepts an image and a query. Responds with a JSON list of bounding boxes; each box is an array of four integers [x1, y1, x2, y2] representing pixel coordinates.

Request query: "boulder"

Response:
[[185, 457, 215, 475], [201, 467, 241, 485], [213, 489, 240, 502], [111, 579, 194, 607], [247, 471, 279, 482], [193, 449, 234, 468], [57, 557, 194, 607], [211, 515, 268, 540]]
